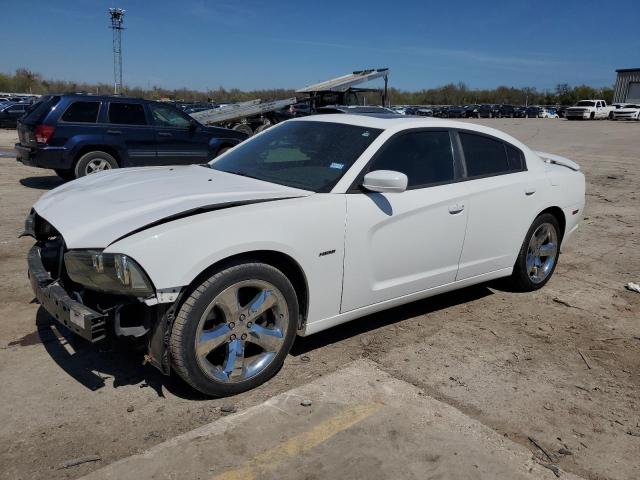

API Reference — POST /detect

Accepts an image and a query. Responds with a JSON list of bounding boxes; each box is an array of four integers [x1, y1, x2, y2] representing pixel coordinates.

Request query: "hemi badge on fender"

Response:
[[319, 249, 336, 257], [572, 209, 579, 215]]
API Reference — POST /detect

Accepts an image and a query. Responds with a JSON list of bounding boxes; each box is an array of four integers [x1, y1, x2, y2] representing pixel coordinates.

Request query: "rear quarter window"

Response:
[[60, 101, 100, 123], [21, 95, 61, 124]]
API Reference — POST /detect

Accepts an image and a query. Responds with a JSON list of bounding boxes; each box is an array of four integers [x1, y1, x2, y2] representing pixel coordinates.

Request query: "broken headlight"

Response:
[[64, 250, 154, 296]]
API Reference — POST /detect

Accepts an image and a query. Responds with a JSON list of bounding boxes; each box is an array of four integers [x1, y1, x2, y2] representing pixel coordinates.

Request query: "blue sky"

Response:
[[1, 0, 638, 92]]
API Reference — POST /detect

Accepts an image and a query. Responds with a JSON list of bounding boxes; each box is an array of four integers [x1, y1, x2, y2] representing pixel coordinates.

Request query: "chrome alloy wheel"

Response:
[[85, 158, 112, 175], [526, 222, 558, 284], [194, 280, 289, 383]]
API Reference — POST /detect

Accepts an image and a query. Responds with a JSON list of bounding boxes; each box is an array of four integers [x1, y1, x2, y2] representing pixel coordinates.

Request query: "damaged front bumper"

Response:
[[28, 245, 107, 342], [27, 242, 180, 375]]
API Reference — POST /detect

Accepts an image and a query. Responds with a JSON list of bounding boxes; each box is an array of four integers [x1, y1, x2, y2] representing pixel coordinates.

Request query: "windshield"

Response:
[[210, 121, 382, 192], [576, 101, 595, 107]]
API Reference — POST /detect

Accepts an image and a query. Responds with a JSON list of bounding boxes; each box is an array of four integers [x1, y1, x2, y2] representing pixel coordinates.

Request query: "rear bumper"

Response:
[[15, 143, 70, 169], [27, 245, 107, 342]]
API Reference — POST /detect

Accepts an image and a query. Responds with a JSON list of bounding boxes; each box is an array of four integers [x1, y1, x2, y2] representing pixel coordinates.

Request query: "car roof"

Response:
[[54, 93, 150, 102], [291, 114, 531, 150]]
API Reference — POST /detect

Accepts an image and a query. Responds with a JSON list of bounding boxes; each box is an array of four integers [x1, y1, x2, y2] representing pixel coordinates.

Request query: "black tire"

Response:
[[74, 151, 118, 178], [589, 112, 595, 120], [170, 262, 299, 397], [215, 145, 232, 157], [54, 169, 75, 181], [511, 213, 561, 291], [232, 123, 253, 136], [254, 124, 271, 134]]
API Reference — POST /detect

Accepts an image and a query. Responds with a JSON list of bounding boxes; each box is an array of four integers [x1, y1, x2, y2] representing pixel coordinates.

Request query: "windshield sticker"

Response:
[[362, 131, 370, 137], [329, 163, 344, 170]]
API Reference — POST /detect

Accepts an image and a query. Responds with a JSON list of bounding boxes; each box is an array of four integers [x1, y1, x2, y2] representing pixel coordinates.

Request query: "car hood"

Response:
[[616, 108, 640, 113], [33, 165, 312, 248]]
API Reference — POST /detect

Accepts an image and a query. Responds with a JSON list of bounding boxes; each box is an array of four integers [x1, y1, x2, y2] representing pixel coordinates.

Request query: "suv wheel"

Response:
[[74, 151, 118, 178], [170, 262, 298, 396]]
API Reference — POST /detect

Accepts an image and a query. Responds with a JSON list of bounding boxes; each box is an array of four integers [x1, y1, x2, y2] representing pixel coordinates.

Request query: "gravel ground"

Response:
[[0, 119, 638, 480]]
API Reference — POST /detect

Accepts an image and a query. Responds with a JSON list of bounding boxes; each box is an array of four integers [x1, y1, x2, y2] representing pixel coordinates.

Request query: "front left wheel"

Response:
[[170, 262, 299, 396]]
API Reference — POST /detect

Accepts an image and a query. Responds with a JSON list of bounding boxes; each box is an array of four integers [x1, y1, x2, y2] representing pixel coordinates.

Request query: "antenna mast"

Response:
[[109, 8, 125, 94]]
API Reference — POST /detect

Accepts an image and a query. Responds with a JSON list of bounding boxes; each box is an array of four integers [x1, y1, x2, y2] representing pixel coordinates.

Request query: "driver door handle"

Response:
[[525, 187, 536, 196], [448, 203, 465, 214], [106, 130, 121, 135], [158, 132, 172, 137]]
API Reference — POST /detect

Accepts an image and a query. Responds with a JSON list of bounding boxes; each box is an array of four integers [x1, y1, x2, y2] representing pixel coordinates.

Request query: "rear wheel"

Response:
[[254, 124, 271, 134], [215, 145, 232, 157], [170, 262, 298, 396], [74, 151, 118, 178], [232, 123, 253, 136], [511, 213, 561, 291]]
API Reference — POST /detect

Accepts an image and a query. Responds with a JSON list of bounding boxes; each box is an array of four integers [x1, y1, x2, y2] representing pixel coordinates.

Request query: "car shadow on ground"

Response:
[[31, 284, 494, 400], [19, 175, 65, 190], [291, 284, 493, 356], [33, 307, 210, 401]]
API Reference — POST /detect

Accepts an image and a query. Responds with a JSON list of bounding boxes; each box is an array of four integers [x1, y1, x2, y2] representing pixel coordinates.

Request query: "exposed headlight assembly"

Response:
[[64, 250, 154, 296]]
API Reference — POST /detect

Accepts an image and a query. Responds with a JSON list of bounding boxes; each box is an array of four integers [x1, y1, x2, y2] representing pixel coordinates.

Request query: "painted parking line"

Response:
[[211, 402, 383, 480]]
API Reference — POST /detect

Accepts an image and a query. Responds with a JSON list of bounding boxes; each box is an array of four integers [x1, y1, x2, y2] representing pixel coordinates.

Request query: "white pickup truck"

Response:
[[565, 99, 614, 120]]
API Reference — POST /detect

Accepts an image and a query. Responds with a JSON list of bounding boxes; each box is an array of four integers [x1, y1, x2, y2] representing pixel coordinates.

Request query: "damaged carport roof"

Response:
[[296, 68, 390, 93]]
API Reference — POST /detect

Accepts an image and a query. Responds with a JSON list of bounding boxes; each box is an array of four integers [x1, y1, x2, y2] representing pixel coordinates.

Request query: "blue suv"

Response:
[[15, 94, 247, 179]]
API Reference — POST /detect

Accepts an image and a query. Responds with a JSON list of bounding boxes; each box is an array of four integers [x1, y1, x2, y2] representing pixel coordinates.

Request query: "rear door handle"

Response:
[[158, 132, 172, 137], [106, 130, 121, 135], [448, 203, 465, 214], [525, 187, 536, 196]]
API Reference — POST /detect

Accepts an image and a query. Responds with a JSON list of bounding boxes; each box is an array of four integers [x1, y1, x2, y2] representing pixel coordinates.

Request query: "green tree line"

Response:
[[0, 68, 613, 106]]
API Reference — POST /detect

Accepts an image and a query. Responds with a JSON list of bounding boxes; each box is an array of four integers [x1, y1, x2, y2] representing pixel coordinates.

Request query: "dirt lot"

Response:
[[0, 119, 638, 480]]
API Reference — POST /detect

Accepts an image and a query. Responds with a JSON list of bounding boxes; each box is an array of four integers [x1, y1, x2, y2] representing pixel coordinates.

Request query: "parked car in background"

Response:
[[497, 105, 516, 118], [556, 106, 569, 118], [477, 104, 500, 118], [415, 107, 433, 117], [25, 114, 585, 396], [444, 105, 468, 118], [431, 106, 447, 117], [0, 102, 29, 128], [513, 106, 528, 118], [611, 104, 640, 121], [524, 106, 556, 118], [315, 105, 395, 114], [565, 100, 613, 120], [15, 94, 247, 180]]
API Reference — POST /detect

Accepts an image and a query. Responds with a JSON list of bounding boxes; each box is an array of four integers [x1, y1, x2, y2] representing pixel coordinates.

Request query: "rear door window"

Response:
[[459, 132, 509, 177], [60, 101, 100, 123], [108, 102, 147, 125]]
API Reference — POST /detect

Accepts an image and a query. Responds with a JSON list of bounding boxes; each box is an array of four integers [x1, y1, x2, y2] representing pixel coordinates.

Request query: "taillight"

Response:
[[35, 125, 55, 144]]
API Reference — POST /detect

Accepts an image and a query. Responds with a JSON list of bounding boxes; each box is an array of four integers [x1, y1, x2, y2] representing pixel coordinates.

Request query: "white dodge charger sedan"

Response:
[[25, 115, 585, 396]]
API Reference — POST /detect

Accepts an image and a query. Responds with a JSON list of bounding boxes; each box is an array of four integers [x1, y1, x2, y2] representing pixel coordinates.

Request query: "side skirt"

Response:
[[301, 268, 512, 336]]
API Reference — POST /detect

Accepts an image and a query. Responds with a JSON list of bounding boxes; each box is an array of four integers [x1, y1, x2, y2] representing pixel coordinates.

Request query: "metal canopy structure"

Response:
[[190, 98, 297, 125], [296, 68, 390, 93]]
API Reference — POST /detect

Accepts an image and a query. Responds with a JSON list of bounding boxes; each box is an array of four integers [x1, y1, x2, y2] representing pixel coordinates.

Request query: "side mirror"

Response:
[[362, 170, 408, 193], [189, 119, 198, 130]]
